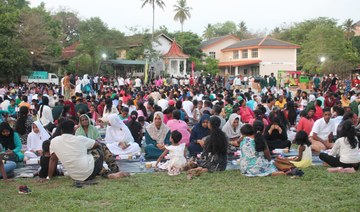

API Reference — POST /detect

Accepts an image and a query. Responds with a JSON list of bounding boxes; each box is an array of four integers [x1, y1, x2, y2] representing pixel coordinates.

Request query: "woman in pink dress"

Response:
[[166, 110, 190, 146], [238, 99, 254, 123]]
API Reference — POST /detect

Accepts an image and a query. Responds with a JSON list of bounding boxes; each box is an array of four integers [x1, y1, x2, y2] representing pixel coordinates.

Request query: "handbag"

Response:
[[274, 157, 295, 171]]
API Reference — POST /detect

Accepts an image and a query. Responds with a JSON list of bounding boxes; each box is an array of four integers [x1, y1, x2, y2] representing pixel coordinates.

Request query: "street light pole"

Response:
[[229, 57, 233, 75]]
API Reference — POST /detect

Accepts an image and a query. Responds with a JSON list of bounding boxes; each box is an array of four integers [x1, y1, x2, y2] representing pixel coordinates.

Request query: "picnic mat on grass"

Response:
[[13, 151, 323, 177]]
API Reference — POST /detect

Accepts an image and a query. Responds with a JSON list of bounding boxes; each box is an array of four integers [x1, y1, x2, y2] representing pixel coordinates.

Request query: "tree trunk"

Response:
[[152, 3, 155, 41]]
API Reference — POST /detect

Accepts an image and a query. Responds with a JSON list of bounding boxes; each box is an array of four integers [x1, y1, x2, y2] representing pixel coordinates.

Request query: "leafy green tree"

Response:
[[78, 17, 126, 74], [141, 0, 166, 40], [299, 23, 359, 73], [17, 5, 62, 70], [173, 0, 192, 32], [53, 9, 80, 47], [212, 21, 237, 36], [0, 0, 31, 80], [351, 36, 360, 55], [173, 31, 203, 58], [203, 57, 219, 75]]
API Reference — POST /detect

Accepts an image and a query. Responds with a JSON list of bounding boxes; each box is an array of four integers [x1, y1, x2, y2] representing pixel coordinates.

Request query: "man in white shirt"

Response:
[[182, 96, 194, 119], [48, 120, 127, 182], [118, 76, 125, 87], [233, 75, 241, 90], [157, 94, 169, 112], [310, 108, 335, 152], [134, 77, 142, 91]]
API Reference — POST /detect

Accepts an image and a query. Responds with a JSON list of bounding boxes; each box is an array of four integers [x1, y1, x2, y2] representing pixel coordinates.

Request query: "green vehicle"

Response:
[[21, 71, 59, 85], [299, 76, 310, 83]]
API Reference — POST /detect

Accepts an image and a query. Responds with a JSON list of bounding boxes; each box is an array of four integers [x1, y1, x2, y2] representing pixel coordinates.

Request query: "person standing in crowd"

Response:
[[269, 73, 277, 89]]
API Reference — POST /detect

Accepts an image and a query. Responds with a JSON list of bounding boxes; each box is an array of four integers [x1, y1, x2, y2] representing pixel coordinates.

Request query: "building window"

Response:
[[209, 51, 216, 59], [233, 51, 239, 59], [244, 69, 248, 75], [252, 49, 258, 58], [242, 49, 248, 58]]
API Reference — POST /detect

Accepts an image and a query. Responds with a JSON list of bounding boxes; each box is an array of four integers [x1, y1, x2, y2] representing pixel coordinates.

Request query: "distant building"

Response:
[[201, 36, 300, 77], [354, 20, 360, 37]]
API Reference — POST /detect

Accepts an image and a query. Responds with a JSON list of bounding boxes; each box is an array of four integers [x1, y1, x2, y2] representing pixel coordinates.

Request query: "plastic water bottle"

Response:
[[139, 154, 145, 170]]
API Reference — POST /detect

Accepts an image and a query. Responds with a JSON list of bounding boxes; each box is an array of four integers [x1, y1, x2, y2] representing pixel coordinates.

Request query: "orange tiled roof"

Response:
[[163, 40, 189, 58], [218, 59, 262, 67], [61, 42, 80, 59]]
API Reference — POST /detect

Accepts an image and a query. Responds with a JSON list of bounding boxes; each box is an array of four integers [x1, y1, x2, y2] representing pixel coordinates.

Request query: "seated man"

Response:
[[309, 107, 335, 152], [48, 120, 127, 182]]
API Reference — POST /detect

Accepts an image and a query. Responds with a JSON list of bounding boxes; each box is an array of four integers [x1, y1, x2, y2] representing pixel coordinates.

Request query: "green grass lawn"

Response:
[[1, 166, 360, 211]]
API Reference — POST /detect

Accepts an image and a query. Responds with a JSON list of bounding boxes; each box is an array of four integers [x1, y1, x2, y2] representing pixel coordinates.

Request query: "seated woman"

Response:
[[264, 117, 291, 152], [238, 99, 254, 123], [320, 120, 360, 172], [167, 110, 190, 147], [188, 114, 210, 157], [105, 114, 140, 156], [186, 117, 228, 179], [25, 121, 50, 159], [0, 151, 16, 179], [144, 112, 171, 159], [248, 109, 269, 128], [0, 122, 24, 162], [222, 113, 243, 154], [296, 108, 315, 135], [15, 106, 33, 144], [75, 114, 101, 140], [239, 122, 279, 177], [126, 111, 143, 147]]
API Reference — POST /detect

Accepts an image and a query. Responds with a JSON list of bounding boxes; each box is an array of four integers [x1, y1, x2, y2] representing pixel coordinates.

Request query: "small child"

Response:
[[38, 140, 59, 178], [289, 131, 312, 168], [155, 130, 186, 176]]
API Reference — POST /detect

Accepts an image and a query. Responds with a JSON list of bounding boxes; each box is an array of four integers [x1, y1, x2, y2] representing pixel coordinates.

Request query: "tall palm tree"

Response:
[[173, 0, 192, 32], [141, 0, 166, 40], [343, 18, 355, 40], [203, 23, 215, 40]]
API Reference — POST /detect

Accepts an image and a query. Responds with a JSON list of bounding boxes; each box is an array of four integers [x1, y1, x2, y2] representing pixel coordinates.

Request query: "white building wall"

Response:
[[152, 36, 172, 55], [202, 38, 239, 61], [258, 48, 297, 76]]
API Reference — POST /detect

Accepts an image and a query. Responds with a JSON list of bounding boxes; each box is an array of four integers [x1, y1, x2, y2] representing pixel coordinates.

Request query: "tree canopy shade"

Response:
[[141, 0, 166, 40], [202, 21, 253, 40], [173, 0, 192, 32]]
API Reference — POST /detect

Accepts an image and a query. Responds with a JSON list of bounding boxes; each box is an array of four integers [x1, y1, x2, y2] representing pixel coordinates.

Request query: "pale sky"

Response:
[[30, 0, 360, 36]]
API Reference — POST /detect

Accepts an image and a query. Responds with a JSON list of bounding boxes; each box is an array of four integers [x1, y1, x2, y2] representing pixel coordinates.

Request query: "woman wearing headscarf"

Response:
[[186, 117, 228, 179], [37, 96, 54, 131], [126, 111, 143, 147], [101, 98, 119, 123], [63, 100, 76, 121], [25, 121, 50, 159], [15, 106, 33, 144], [222, 113, 243, 153], [188, 114, 210, 156], [144, 112, 171, 159], [0, 122, 24, 162], [81, 74, 91, 95], [75, 114, 101, 140], [105, 114, 140, 156]]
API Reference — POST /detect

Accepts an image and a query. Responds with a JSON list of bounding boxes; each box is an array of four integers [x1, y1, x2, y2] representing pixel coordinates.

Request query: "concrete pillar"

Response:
[[183, 59, 187, 76], [235, 66, 239, 76]]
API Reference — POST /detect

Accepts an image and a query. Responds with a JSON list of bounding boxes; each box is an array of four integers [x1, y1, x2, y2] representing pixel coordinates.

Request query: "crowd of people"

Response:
[[1, 71, 360, 182]]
